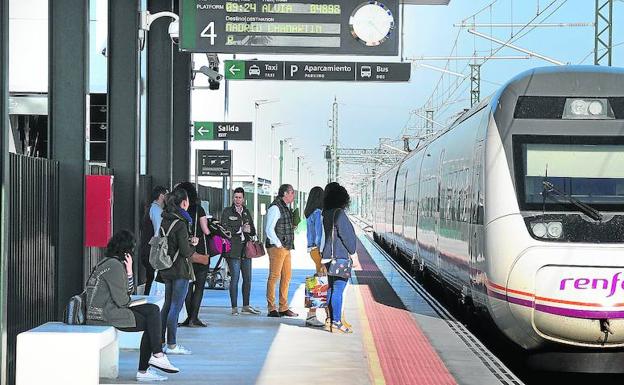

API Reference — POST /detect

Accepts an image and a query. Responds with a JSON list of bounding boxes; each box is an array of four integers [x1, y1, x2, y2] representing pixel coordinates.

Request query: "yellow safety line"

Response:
[[354, 284, 386, 385]]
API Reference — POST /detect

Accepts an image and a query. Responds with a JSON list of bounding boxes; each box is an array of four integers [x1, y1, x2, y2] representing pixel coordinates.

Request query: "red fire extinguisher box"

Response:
[[85, 175, 114, 247]]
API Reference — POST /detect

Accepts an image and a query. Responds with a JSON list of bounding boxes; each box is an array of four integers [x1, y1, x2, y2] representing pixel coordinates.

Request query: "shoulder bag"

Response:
[[245, 236, 266, 258]]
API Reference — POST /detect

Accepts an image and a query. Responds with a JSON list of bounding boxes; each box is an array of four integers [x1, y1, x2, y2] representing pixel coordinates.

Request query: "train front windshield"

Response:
[[517, 139, 624, 211]]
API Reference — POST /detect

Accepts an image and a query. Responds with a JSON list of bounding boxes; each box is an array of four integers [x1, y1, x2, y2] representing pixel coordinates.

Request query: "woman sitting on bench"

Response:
[[86, 230, 179, 382]]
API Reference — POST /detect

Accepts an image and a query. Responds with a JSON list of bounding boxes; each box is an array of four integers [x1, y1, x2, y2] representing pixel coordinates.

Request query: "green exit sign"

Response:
[[193, 122, 215, 140], [193, 121, 252, 141]]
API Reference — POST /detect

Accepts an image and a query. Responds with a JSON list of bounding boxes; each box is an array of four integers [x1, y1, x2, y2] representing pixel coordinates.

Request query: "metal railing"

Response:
[[7, 153, 59, 383]]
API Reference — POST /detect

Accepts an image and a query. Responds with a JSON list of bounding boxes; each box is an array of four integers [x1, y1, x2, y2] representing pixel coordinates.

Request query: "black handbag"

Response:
[[327, 209, 353, 279]]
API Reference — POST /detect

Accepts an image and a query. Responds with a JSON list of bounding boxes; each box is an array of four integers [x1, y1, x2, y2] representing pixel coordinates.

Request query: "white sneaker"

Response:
[[137, 368, 168, 382], [241, 305, 261, 315], [164, 344, 192, 355], [231, 307, 240, 316], [148, 353, 179, 373], [306, 316, 325, 328]]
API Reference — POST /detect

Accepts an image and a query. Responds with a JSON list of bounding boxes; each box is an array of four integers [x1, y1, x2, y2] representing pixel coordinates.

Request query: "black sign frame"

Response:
[[197, 150, 232, 177]]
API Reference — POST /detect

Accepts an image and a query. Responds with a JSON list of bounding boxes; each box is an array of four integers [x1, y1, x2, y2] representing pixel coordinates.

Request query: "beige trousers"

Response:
[[266, 247, 292, 312]]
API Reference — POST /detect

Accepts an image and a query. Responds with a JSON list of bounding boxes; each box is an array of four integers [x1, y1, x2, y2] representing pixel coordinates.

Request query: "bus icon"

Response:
[[360, 66, 372, 78]]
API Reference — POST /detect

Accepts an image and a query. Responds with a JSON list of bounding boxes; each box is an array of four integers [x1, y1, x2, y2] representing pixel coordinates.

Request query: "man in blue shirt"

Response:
[[140, 185, 168, 295], [265, 184, 298, 317]]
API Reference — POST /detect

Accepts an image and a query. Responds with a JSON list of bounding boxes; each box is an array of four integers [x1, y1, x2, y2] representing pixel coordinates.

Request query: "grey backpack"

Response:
[[149, 219, 180, 270]]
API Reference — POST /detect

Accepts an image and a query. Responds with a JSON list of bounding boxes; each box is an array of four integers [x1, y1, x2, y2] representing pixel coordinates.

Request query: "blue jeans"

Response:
[[328, 277, 348, 322], [161, 278, 189, 345], [226, 257, 252, 308]]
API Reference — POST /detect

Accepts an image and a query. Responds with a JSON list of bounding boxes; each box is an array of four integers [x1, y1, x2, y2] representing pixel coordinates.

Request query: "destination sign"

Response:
[[193, 121, 252, 141], [197, 150, 232, 177], [180, 0, 400, 55], [225, 60, 411, 82]]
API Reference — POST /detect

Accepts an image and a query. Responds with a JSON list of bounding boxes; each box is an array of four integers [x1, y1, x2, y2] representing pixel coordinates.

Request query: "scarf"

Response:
[[177, 207, 193, 225]]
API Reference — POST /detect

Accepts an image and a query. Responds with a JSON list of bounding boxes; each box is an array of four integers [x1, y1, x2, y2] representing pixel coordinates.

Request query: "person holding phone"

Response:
[[86, 230, 179, 381], [221, 187, 260, 316]]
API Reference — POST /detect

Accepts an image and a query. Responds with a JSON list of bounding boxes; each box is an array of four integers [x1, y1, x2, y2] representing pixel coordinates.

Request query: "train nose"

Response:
[[533, 265, 624, 346], [508, 247, 624, 347]]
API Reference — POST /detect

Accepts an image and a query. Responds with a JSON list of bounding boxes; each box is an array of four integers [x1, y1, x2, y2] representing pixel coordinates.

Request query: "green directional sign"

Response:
[[225, 60, 245, 80], [226, 60, 284, 80], [194, 122, 215, 140], [193, 121, 252, 141]]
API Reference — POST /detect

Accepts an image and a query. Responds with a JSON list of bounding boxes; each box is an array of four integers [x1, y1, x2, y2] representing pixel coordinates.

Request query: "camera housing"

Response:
[[199, 66, 223, 83], [168, 20, 179, 44]]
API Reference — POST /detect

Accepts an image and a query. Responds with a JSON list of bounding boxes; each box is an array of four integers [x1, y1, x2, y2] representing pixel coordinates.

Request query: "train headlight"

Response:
[[563, 98, 614, 119], [546, 222, 563, 238], [570, 99, 588, 115], [531, 222, 548, 238], [588, 100, 604, 115]]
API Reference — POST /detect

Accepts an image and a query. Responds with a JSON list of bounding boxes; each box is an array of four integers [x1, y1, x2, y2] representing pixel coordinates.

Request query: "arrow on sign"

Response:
[[228, 64, 241, 76], [197, 126, 209, 136]]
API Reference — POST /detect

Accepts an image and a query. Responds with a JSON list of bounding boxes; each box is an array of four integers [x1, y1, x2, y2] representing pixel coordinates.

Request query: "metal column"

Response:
[[171, 1, 191, 186], [594, 0, 613, 66], [279, 139, 284, 187], [470, 64, 481, 107], [108, 0, 141, 238], [147, 0, 174, 189], [0, 0, 9, 382], [49, 0, 89, 316]]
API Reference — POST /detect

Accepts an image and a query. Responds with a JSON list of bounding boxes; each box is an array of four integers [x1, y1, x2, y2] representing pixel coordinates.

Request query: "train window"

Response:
[[514, 136, 624, 211], [514, 96, 566, 119]]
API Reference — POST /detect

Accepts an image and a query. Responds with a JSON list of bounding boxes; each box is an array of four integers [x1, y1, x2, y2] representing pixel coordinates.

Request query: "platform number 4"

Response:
[[200, 22, 217, 45]]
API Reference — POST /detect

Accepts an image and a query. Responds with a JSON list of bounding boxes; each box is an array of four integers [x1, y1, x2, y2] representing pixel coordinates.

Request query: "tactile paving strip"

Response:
[[354, 242, 458, 385]]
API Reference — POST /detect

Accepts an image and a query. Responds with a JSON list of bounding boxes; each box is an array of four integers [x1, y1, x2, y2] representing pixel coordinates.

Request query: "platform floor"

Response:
[[102, 228, 521, 385]]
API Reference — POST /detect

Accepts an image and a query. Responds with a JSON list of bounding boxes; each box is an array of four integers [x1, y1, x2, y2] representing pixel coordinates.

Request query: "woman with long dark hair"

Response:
[[304, 186, 327, 327], [176, 182, 212, 327], [321, 182, 357, 333], [86, 230, 179, 381], [157, 187, 208, 354]]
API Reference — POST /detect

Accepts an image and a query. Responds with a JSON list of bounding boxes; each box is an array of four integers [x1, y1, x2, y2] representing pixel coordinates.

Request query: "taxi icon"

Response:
[[248, 65, 261, 76]]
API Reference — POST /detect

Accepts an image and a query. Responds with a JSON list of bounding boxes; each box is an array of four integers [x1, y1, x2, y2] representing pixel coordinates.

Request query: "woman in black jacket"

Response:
[[177, 182, 211, 328], [220, 187, 260, 315], [86, 230, 179, 381], [157, 187, 208, 355]]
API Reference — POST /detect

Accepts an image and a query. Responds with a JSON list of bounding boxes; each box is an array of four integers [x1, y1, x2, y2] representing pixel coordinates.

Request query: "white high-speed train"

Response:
[[370, 66, 624, 371]]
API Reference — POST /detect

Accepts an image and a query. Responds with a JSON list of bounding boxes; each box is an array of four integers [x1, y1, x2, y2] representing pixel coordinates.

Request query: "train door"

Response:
[[469, 142, 486, 302], [394, 168, 407, 251], [401, 170, 409, 253], [435, 149, 446, 271], [383, 178, 391, 242]]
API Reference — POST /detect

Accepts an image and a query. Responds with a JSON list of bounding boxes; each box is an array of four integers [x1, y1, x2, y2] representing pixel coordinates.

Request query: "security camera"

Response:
[[199, 66, 223, 82], [168, 20, 179, 43]]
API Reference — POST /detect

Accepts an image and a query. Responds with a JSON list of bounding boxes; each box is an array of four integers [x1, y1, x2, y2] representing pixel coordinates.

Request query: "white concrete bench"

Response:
[[16, 322, 118, 385], [118, 294, 188, 350]]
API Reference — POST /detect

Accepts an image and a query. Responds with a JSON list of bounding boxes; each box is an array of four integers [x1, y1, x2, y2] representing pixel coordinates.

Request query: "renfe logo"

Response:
[[560, 272, 624, 298]]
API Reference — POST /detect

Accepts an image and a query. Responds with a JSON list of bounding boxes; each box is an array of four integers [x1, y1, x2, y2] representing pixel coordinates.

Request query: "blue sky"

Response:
[[191, 0, 624, 190]]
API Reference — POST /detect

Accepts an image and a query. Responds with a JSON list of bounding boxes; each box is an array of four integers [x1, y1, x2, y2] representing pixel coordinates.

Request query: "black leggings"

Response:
[[185, 263, 210, 320], [117, 303, 162, 371], [141, 256, 155, 296]]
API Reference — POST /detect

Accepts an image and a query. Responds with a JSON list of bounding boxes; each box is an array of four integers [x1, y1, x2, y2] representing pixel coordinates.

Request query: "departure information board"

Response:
[[180, 0, 400, 55]]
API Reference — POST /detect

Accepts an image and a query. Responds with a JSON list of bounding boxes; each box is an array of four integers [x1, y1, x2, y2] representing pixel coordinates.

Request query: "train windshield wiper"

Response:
[[542, 180, 603, 221]]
